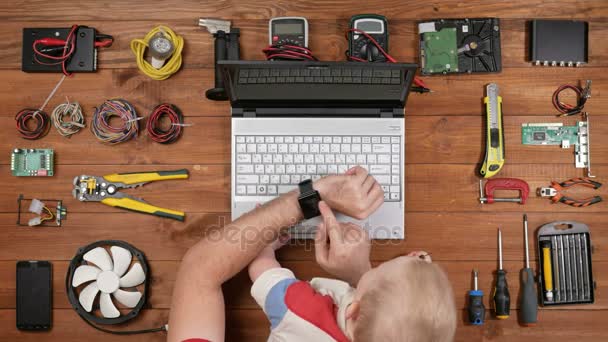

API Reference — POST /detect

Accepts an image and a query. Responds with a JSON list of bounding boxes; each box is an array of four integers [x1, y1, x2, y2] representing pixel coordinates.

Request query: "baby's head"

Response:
[[346, 253, 456, 342]]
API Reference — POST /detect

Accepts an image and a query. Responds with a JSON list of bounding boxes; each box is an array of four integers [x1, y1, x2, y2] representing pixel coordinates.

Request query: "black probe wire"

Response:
[[64, 269, 167, 335]]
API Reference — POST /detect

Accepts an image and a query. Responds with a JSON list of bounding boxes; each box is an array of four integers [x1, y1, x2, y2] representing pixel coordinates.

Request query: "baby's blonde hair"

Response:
[[353, 258, 457, 342]]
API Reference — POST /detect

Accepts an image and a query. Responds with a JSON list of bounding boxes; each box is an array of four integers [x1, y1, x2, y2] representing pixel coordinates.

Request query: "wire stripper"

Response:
[[73, 169, 189, 221], [480, 83, 504, 178], [538, 177, 602, 207]]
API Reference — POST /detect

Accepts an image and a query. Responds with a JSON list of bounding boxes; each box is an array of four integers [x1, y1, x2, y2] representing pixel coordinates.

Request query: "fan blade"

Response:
[[119, 262, 145, 287], [113, 289, 142, 308], [72, 265, 102, 287], [110, 246, 132, 277], [83, 247, 113, 271], [79, 282, 100, 312], [100, 293, 120, 318]]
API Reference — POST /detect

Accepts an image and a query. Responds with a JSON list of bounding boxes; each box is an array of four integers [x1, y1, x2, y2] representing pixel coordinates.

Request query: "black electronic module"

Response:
[[530, 20, 588, 67]]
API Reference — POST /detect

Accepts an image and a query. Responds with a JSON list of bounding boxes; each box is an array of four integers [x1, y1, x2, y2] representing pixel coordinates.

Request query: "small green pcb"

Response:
[[420, 28, 458, 74], [11, 148, 54, 176], [521, 123, 579, 147]]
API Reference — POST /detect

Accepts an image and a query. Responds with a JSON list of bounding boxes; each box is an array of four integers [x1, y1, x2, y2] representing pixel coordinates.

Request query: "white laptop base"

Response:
[[231, 117, 405, 239]]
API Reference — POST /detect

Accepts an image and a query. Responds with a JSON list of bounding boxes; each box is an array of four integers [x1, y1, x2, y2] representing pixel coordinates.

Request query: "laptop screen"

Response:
[[219, 61, 417, 112]]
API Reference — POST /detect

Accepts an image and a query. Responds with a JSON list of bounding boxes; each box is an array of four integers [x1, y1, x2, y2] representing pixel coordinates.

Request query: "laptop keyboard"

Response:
[[235, 135, 402, 201], [237, 67, 402, 85]]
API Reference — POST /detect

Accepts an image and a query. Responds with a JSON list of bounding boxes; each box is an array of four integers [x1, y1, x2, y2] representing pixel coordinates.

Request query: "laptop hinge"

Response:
[[380, 108, 400, 118], [232, 108, 256, 117]]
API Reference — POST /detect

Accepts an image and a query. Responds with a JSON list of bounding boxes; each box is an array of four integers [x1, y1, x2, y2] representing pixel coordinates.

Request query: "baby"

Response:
[[248, 203, 457, 342]]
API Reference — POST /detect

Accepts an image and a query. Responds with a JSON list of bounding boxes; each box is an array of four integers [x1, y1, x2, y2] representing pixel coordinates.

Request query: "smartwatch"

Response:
[[298, 179, 321, 219]]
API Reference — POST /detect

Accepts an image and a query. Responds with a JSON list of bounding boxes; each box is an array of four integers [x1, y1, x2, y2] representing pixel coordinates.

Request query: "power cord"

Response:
[[91, 99, 140, 144], [51, 98, 85, 137], [553, 80, 591, 117], [131, 26, 184, 80], [146, 103, 185, 144]]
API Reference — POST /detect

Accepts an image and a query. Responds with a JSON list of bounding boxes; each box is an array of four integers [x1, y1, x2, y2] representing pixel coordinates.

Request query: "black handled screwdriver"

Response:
[[520, 214, 538, 326], [493, 228, 511, 319], [468, 269, 485, 325]]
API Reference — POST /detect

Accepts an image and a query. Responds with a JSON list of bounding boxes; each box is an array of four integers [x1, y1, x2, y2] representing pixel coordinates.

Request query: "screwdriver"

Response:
[[468, 269, 485, 325], [540, 240, 554, 302], [493, 228, 510, 319], [520, 214, 538, 326]]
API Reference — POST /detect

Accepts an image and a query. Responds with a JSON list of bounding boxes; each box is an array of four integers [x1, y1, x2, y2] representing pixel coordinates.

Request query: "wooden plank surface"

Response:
[[1, 0, 606, 341], [1, 309, 608, 342]]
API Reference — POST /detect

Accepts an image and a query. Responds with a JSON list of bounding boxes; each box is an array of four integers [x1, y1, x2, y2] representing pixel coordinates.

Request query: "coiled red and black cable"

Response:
[[263, 44, 318, 61], [15, 109, 51, 140], [552, 82, 590, 117], [146, 103, 184, 144]]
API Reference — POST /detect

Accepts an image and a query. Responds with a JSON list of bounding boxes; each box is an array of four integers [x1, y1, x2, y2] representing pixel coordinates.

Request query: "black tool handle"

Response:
[[520, 268, 538, 325], [227, 28, 240, 60], [467, 290, 485, 325], [560, 195, 602, 207], [493, 270, 510, 319], [213, 31, 227, 89], [560, 178, 602, 189]]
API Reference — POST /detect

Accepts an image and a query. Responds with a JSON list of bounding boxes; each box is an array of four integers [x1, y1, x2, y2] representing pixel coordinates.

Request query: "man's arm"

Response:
[[168, 167, 383, 341]]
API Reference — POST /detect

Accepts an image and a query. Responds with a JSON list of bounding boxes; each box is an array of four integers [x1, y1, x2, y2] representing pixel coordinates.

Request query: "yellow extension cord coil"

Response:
[[130, 25, 184, 80]]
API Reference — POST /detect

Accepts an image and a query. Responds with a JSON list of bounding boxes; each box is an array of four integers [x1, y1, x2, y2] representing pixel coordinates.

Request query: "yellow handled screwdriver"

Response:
[[541, 240, 554, 302], [480, 83, 505, 178]]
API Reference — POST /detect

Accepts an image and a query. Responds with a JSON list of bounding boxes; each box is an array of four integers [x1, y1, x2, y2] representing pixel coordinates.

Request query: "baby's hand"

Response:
[[249, 233, 290, 282], [314, 201, 371, 286], [256, 233, 290, 260]]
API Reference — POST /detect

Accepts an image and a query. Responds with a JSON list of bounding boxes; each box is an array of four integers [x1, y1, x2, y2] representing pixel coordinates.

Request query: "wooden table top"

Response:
[[1, 1, 606, 341]]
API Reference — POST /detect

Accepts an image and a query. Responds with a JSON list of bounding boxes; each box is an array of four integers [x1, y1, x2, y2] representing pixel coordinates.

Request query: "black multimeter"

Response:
[[269, 17, 309, 47], [348, 14, 389, 62]]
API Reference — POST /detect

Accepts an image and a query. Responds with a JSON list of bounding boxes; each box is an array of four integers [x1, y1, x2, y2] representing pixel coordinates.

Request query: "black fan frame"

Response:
[[65, 240, 149, 325]]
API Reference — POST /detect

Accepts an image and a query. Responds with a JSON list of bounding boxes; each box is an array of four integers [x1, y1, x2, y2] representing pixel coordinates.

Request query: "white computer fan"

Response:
[[66, 240, 148, 325]]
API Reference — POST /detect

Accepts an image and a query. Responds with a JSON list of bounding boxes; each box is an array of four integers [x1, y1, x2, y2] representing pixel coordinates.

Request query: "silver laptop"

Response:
[[220, 61, 417, 239]]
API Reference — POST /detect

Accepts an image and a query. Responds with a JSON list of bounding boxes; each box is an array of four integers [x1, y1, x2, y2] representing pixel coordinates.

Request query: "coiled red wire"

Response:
[[146, 103, 184, 144], [15, 109, 51, 140], [263, 44, 318, 61]]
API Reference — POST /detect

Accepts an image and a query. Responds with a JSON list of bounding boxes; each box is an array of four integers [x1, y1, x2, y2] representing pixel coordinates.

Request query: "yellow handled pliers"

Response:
[[72, 169, 189, 221]]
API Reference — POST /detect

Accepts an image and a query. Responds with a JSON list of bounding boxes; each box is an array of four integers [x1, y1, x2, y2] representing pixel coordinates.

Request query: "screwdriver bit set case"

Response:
[[537, 221, 595, 306]]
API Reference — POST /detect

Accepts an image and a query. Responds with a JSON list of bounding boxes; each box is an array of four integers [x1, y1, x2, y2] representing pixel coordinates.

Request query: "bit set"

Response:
[[537, 221, 595, 305]]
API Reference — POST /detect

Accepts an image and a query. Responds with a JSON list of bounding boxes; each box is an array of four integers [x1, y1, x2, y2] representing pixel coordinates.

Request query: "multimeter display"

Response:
[[269, 17, 308, 47], [356, 20, 383, 33], [274, 23, 304, 35]]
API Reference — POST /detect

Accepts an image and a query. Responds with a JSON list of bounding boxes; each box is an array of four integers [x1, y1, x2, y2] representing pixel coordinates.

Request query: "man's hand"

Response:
[[314, 201, 371, 286], [315, 166, 384, 220]]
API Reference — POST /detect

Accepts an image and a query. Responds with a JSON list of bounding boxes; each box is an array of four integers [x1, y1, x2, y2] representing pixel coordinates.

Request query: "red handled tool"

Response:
[[538, 178, 602, 207], [479, 178, 529, 204]]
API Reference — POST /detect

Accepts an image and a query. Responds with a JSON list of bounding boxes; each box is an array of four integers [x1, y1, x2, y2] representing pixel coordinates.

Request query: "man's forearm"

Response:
[[182, 189, 303, 283]]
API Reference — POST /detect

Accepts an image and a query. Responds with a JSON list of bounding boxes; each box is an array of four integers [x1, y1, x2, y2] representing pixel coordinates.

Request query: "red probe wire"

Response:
[[346, 28, 429, 90]]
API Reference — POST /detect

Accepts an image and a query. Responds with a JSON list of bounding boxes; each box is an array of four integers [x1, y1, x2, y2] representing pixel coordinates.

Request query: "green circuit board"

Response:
[[521, 123, 579, 147], [420, 28, 458, 74], [11, 148, 54, 176]]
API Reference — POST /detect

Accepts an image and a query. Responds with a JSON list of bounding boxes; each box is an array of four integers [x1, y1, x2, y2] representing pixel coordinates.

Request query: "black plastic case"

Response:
[[22, 27, 97, 73], [537, 222, 595, 306]]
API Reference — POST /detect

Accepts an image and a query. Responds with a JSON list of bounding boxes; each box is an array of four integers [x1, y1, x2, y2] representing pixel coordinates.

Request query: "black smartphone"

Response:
[[16, 261, 52, 330]]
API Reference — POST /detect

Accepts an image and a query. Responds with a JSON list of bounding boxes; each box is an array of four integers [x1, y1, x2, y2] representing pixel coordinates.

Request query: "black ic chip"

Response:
[[533, 132, 546, 141]]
